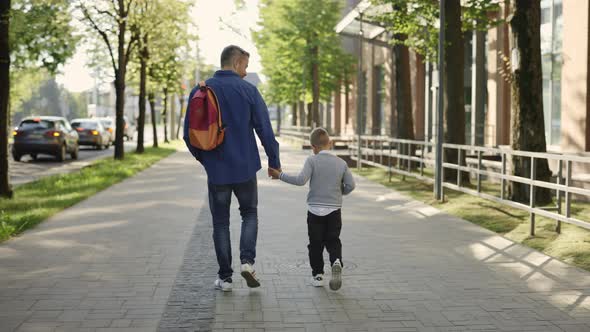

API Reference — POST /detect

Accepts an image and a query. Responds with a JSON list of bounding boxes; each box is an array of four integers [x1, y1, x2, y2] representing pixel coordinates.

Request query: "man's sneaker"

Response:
[[240, 263, 261, 288], [311, 274, 324, 287], [329, 259, 342, 291], [214, 278, 233, 292]]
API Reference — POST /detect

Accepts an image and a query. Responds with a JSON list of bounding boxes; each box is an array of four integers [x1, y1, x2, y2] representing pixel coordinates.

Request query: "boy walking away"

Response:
[[269, 128, 355, 290]]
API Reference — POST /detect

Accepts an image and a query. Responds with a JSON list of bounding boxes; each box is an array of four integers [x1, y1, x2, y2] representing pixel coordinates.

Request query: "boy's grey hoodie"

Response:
[[279, 151, 355, 209]]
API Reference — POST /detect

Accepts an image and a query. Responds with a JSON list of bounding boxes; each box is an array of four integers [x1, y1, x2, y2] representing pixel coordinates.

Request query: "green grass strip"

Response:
[[0, 144, 177, 242], [355, 167, 590, 272]]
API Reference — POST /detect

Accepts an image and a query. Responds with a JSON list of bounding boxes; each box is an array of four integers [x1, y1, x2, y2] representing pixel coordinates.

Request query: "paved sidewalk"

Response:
[[0, 151, 207, 332], [2, 143, 590, 331]]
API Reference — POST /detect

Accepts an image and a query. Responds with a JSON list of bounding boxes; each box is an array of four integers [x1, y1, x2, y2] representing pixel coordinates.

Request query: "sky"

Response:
[[56, 0, 262, 93]]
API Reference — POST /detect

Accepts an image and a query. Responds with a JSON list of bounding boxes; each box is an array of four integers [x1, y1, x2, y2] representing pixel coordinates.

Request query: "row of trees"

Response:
[[0, 0, 196, 199], [254, 0, 354, 128]]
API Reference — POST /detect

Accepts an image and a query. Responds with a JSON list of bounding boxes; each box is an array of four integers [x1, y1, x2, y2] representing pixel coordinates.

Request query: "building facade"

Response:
[[328, 0, 590, 156]]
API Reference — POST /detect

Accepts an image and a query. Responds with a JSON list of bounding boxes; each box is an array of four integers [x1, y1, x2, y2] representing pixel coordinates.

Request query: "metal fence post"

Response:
[[388, 140, 393, 182], [457, 148, 462, 188], [566, 160, 572, 219], [420, 144, 425, 177], [501, 152, 506, 200], [380, 139, 384, 166], [477, 150, 482, 193], [530, 157, 536, 236], [556, 159, 563, 233], [406, 143, 411, 172]]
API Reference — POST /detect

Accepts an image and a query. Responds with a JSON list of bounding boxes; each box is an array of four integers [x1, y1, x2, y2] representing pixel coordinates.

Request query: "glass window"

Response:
[[375, 65, 386, 135], [361, 71, 368, 134], [540, 0, 562, 145], [19, 119, 55, 130], [72, 121, 98, 130]]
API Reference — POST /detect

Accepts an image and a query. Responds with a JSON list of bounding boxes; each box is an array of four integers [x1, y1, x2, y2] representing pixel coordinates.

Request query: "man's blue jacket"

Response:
[[183, 70, 281, 185]]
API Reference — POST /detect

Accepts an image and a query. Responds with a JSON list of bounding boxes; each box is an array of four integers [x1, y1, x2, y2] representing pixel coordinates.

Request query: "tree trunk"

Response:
[[509, 0, 552, 205], [114, 1, 127, 160], [306, 102, 312, 127], [298, 100, 305, 127], [162, 88, 169, 143], [136, 34, 148, 154], [175, 94, 184, 139], [395, 35, 415, 169], [311, 39, 320, 127], [291, 101, 297, 126], [277, 104, 282, 134], [149, 91, 158, 148], [170, 93, 176, 139], [443, 0, 467, 182], [0, 0, 12, 199]]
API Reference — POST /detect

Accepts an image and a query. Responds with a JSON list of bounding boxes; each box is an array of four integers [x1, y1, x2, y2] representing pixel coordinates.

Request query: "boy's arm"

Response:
[[251, 88, 281, 169], [342, 166, 356, 195], [279, 157, 313, 186]]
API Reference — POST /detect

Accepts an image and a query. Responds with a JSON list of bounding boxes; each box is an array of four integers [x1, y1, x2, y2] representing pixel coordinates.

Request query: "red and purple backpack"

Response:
[[187, 82, 225, 151]]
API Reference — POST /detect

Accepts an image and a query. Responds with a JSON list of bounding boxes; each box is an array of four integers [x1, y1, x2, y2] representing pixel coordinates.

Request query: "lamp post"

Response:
[[434, 0, 445, 200], [357, 11, 364, 171]]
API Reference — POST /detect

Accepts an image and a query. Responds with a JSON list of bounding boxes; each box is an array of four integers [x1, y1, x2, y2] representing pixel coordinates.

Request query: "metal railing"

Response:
[[348, 135, 590, 235], [279, 126, 312, 144], [280, 126, 352, 149], [348, 135, 435, 184]]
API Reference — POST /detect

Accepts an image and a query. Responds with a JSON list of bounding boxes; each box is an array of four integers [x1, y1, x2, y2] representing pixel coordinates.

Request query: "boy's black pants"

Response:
[[307, 209, 342, 276]]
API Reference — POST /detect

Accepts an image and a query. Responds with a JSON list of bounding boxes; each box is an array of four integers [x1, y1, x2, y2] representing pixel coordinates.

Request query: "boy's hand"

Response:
[[268, 167, 281, 179]]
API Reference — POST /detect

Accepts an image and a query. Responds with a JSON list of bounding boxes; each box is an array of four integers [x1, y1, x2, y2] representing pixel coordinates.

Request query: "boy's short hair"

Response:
[[310, 127, 330, 147]]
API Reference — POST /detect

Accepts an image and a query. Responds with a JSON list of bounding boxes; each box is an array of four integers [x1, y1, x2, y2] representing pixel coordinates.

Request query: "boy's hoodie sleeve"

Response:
[[279, 157, 313, 186], [342, 165, 356, 195]]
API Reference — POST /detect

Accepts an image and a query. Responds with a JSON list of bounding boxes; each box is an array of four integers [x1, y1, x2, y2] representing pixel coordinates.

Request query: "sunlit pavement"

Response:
[[1, 142, 590, 331]]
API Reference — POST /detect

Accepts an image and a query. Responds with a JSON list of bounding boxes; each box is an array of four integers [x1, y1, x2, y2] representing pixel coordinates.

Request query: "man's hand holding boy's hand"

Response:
[[268, 167, 281, 179]]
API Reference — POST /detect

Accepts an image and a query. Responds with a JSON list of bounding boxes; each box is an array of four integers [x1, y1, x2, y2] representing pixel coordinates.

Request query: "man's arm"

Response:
[[251, 88, 281, 169], [342, 166, 356, 195], [183, 87, 201, 161], [279, 157, 312, 186]]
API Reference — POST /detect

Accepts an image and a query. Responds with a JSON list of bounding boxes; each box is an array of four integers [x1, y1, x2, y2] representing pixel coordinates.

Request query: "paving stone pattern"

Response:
[[2, 144, 590, 332]]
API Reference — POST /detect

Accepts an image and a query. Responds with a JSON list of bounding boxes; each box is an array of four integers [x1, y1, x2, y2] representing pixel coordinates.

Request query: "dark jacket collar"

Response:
[[214, 70, 240, 77]]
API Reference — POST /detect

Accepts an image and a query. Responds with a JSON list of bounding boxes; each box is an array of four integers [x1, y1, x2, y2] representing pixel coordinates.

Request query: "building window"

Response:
[[374, 65, 386, 135], [360, 71, 368, 134], [541, 0, 563, 145]]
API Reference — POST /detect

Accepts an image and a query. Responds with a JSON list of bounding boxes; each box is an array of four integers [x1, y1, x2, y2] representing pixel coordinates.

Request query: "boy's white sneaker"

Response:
[[214, 278, 233, 292], [311, 274, 324, 287], [329, 259, 342, 291], [240, 263, 261, 288]]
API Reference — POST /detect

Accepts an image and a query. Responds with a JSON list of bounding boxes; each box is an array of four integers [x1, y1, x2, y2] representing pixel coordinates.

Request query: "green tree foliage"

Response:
[[254, 0, 354, 126], [371, 0, 501, 61], [127, 0, 192, 151], [10, 0, 78, 72], [77, 0, 139, 160], [1, 0, 77, 199]]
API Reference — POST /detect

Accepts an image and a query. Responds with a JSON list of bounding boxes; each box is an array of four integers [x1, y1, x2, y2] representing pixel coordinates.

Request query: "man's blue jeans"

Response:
[[208, 177, 258, 280]]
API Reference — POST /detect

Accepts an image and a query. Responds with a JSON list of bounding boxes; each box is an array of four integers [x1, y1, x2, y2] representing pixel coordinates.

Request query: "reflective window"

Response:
[[541, 0, 563, 145]]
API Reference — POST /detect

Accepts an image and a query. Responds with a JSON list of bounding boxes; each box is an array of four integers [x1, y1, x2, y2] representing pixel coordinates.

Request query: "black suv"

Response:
[[12, 116, 79, 162]]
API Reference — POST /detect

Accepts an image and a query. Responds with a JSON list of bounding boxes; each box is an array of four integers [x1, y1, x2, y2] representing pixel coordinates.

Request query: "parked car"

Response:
[[123, 116, 135, 141], [12, 116, 79, 162], [70, 118, 111, 150], [98, 118, 115, 145]]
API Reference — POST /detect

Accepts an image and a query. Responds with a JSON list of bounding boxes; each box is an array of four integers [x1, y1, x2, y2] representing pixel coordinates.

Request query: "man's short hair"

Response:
[[220, 45, 250, 68], [310, 127, 330, 147]]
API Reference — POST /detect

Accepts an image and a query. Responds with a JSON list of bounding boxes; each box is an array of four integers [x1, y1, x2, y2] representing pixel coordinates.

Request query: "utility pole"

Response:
[[434, 0, 445, 200], [357, 11, 364, 171]]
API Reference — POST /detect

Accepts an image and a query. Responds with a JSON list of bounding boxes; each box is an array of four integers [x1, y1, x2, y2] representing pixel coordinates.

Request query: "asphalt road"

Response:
[[9, 126, 168, 186]]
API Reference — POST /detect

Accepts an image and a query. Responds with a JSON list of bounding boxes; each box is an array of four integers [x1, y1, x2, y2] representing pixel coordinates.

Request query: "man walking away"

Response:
[[183, 45, 281, 291]]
